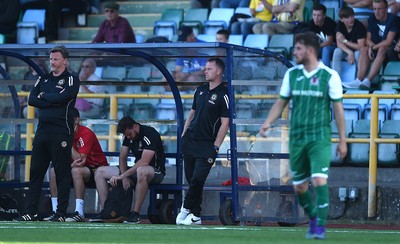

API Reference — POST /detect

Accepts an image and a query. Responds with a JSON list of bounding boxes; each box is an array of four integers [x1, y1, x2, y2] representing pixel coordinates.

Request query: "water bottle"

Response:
[[254, 204, 262, 226], [239, 206, 247, 226]]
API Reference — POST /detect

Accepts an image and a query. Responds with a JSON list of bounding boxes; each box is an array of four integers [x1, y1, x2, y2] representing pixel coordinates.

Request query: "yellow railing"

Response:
[[20, 92, 400, 218]]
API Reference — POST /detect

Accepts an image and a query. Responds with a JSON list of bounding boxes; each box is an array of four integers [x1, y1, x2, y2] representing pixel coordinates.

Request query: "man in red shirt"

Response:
[[44, 108, 108, 222]]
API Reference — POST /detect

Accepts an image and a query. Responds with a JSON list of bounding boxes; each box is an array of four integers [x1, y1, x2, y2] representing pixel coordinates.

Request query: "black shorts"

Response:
[[129, 166, 165, 185], [50, 163, 97, 188]]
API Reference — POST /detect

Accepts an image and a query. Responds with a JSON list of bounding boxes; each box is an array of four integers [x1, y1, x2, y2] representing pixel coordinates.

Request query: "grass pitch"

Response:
[[0, 221, 399, 244]]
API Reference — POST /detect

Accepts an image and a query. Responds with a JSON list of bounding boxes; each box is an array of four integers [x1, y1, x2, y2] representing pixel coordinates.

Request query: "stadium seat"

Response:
[[17, 9, 46, 44], [180, 8, 208, 36], [124, 66, 152, 81], [204, 8, 234, 36], [379, 61, 400, 91], [363, 90, 395, 121], [0, 34, 5, 44], [339, 61, 357, 83], [348, 119, 380, 165], [331, 119, 353, 164], [378, 120, 400, 165], [342, 90, 369, 122], [197, 34, 215, 42], [244, 34, 269, 50], [129, 103, 155, 120], [303, 0, 314, 22], [235, 7, 251, 16], [101, 66, 126, 81], [154, 9, 184, 41], [390, 100, 400, 120], [228, 34, 243, 46], [265, 34, 294, 59]]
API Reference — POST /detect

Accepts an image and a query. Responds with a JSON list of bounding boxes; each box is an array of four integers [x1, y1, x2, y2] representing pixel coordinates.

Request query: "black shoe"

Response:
[[123, 211, 140, 224], [13, 213, 38, 221], [48, 213, 65, 222], [89, 211, 105, 223], [65, 211, 84, 222], [42, 211, 56, 221]]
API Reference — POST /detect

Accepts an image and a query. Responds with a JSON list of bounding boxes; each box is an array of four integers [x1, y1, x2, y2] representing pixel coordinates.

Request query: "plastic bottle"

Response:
[[239, 206, 247, 226], [254, 203, 262, 226]]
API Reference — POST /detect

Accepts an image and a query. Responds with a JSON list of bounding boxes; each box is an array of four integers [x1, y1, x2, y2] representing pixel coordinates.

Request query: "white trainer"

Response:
[[359, 79, 371, 89], [176, 207, 190, 225], [342, 79, 361, 88], [182, 213, 202, 225]]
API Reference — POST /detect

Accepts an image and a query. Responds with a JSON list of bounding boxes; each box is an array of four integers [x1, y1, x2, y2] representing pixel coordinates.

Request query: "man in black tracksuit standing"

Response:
[[176, 57, 230, 225], [15, 46, 80, 222]]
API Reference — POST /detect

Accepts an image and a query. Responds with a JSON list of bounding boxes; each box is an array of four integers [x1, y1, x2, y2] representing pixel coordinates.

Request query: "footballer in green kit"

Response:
[[259, 32, 347, 240]]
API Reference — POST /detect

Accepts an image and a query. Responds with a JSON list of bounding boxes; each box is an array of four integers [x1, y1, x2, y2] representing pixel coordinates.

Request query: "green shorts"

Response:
[[289, 140, 331, 185]]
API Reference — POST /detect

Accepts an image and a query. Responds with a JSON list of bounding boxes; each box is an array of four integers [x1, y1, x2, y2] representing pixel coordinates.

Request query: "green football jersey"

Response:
[[279, 62, 343, 144]]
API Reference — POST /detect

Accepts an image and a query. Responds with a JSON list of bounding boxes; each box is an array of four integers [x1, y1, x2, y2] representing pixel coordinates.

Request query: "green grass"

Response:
[[0, 222, 399, 244]]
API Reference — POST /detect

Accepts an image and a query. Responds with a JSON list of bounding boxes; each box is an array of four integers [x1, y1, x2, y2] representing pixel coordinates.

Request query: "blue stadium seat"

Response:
[[197, 34, 215, 42], [363, 90, 395, 121], [17, 9, 46, 44], [154, 9, 184, 41], [339, 61, 357, 83], [244, 34, 269, 49], [378, 120, 400, 165], [342, 90, 369, 122], [229, 34, 243, 46], [203, 8, 234, 36]]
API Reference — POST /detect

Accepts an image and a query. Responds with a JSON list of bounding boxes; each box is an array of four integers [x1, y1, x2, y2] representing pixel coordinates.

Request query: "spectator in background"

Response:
[[174, 26, 207, 84], [231, 0, 274, 40], [0, 0, 20, 43], [342, 0, 399, 89], [216, 29, 230, 42], [253, 0, 304, 37], [190, 0, 220, 11], [92, 2, 136, 43], [308, 4, 337, 67], [331, 6, 367, 80], [75, 58, 105, 119], [343, 0, 373, 27], [388, 0, 400, 15], [220, 0, 250, 8]]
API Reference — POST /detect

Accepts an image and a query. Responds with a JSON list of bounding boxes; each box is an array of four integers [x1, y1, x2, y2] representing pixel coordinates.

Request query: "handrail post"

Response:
[[108, 95, 118, 152], [24, 105, 35, 181], [368, 95, 379, 218]]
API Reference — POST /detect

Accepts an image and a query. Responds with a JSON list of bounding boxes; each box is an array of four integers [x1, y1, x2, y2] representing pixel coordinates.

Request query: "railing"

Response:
[[17, 90, 400, 218]]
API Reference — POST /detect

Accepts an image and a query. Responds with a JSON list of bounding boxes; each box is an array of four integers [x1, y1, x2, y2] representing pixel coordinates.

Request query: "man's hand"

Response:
[[71, 158, 85, 167], [259, 122, 271, 137], [109, 175, 123, 187], [347, 52, 355, 64], [336, 140, 348, 161]]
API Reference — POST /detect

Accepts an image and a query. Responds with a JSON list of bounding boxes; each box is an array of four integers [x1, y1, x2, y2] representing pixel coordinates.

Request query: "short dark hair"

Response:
[[208, 57, 225, 73], [313, 4, 327, 14], [338, 6, 355, 18], [71, 107, 80, 119], [117, 116, 138, 134], [294, 32, 320, 57], [216, 29, 230, 39], [49, 45, 69, 59], [373, 0, 388, 7]]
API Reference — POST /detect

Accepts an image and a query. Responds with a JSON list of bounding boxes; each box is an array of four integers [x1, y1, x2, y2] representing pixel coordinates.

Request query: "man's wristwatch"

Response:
[[214, 145, 219, 153], [343, 39, 348, 43]]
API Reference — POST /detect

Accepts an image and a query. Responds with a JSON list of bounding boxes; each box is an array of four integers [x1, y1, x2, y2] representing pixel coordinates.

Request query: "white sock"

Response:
[[75, 199, 84, 216], [51, 197, 57, 212], [363, 78, 370, 83]]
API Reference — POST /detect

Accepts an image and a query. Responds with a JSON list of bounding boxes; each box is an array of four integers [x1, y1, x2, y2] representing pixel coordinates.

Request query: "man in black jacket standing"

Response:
[[14, 45, 80, 222]]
